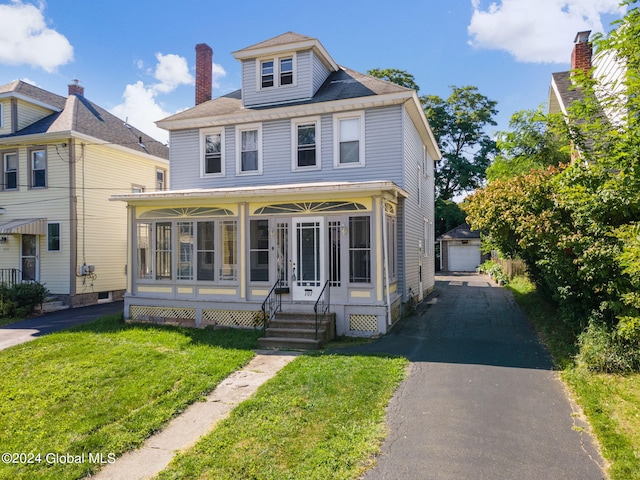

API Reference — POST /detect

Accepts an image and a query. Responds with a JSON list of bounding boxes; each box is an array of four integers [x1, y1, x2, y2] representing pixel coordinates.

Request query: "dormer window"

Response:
[[280, 57, 293, 85], [258, 54, 296, 90], [261, 61, 274, 88]]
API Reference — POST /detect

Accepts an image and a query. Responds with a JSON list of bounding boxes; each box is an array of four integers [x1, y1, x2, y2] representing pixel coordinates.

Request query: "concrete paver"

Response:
[[341, 273, 607, 480]]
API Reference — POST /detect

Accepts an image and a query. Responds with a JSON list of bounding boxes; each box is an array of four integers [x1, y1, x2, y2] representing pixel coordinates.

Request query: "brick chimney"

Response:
[[68, 79, 84, 96], [571, 31, 592, 75], [195, 43, 213, 105]]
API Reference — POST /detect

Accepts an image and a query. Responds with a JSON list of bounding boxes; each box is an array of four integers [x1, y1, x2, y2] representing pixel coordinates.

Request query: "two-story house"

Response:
[[113, 32, 440, 340], [0, 80, 169, 307]]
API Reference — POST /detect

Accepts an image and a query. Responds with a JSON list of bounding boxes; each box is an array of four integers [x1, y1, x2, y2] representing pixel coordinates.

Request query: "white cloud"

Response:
[[0, 1, 73, 72], [212, 62, 227, 89], [111, 52, 229, 145], [153, 53, 193, 94], [468, 0, 624, 63], [111, 81, 170, 144]]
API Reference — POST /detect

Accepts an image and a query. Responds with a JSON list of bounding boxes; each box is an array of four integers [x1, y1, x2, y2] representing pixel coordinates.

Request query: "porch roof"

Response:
[[0, 218, 47, 235], [111, 181, 408, 205]]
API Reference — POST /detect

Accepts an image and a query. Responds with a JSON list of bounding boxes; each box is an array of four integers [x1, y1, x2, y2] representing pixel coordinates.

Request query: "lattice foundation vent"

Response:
[[349, 314, 378, 332], [202, 309, 263, 328], [130, 306, 195, 321]]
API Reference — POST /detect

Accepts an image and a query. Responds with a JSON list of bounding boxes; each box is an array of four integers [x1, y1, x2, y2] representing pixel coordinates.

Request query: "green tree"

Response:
[[486, 107, 571, 182], [421, 86, 498, 200], [466, 1, 640, 371], [367, 68, 420, 91], [435, 199, 467, 237]]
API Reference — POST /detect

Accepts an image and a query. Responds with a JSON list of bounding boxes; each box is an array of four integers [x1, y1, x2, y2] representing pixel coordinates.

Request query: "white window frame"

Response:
[[256, 53, 297, 91], [236, 123, 263, 176], [156, 168, 166, 191], [291, 116, 321, 172], [47, 222, 61, 252], [201, 128, 225, 178], [333, 111, 365, 168], [29, 148, 46, 189], [2, 151, 18, 191]]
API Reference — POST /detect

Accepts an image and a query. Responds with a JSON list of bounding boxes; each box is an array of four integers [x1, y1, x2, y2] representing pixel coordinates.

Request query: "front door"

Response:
[[21, 234, 38, 281], [292, 217, 325, 301]]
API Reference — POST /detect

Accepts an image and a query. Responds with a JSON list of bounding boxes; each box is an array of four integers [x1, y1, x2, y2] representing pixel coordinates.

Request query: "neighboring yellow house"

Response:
[[0, 80, 169, 307]]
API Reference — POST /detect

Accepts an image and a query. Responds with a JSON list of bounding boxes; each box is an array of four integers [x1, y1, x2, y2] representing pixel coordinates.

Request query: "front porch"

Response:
[[116, 181, 407, 338]]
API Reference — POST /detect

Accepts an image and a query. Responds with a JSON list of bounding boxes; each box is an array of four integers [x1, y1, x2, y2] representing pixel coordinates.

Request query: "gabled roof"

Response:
[[0, 80, 66, 111], [548, 71, 585, 116], [0, 80, 169, 160], [232, 31, 339, 72], [437, 223, 481, 241]]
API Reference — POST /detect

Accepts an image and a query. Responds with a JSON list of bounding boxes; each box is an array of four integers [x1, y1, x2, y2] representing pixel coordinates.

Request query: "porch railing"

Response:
[[0, 268, 36, 288], [261, 279, 282, 332], [313, 280, 331, 340]]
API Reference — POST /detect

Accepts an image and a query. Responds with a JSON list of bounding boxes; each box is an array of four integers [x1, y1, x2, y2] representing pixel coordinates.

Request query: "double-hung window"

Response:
[[280, 57, 293, 85], [236, 124, 262, 175], [259, 55, 295, 89], [3, 152, 17, 190], [47, 222, 61, 251], [30, 149, 46, 188], [349, 216, 371, 283], [202, 129, 224, 176], [261, 60, 274, 88], [156, 169, 166, 191], [292, 117, 320, 170], [334, 112, 365, 167]]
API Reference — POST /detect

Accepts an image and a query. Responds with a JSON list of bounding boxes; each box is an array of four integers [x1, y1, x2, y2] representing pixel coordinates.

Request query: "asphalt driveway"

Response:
[[342, 273, 606, 480], [0, 300, 123, 351]]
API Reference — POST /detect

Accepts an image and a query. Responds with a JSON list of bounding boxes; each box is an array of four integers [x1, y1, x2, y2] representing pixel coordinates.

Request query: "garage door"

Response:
[[448, 245, 481, 272]]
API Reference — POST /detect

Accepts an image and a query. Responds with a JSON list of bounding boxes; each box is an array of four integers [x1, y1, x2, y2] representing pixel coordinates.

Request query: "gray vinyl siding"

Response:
[[169, 130, 199, 189], [311, 51, 331, 95], [169, 105, 406, 190], [242, 50, 313, 107], [401, 107, 434, 299]]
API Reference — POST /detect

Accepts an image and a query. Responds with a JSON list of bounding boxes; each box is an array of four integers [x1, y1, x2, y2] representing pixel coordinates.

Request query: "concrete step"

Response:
[[264, 327, 328, 340], [257, 336, 322, 350], [39, 300, 69, 313]]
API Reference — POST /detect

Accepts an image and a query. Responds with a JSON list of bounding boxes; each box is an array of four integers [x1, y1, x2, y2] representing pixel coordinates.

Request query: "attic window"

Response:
[[261, 60, 274, 88], [258, 54, 296, 90], [280, 57, 293, 85]]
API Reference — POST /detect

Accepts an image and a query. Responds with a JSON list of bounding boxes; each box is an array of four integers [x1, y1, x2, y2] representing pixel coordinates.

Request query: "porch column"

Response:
[[239, 202, 247, 299]]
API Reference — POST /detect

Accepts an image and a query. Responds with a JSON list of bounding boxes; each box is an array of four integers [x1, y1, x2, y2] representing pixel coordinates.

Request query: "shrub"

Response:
[[577, 320, 640, 373], [0, 282, 49, 318], [478, 260, 509, 285]]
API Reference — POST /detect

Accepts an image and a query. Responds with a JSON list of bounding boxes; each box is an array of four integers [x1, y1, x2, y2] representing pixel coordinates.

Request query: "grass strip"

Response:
[[157, 354, 408, 480], [0, 314, 259, 480], [507, 276, 640, 480]]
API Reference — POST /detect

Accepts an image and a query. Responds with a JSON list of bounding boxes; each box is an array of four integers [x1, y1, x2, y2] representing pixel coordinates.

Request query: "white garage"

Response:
[[437, 223, 485, 272], [448, 244, 482, 272]]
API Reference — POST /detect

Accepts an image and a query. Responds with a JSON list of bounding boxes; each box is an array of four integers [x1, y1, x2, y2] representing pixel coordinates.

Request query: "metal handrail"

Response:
[[0, 268, 36, 287], [313, 280, 331, 340], [260, 279, 282, 332]]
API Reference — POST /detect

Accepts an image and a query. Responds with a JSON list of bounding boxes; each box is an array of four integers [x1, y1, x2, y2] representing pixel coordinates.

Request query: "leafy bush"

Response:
[[577, 320, 640, 373], [0, 282, 49, 318], [478, 260, 509, 285]]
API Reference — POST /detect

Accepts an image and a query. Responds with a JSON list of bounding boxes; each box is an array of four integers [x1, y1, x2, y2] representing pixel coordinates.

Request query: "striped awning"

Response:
[[0, 218, 47, 235]]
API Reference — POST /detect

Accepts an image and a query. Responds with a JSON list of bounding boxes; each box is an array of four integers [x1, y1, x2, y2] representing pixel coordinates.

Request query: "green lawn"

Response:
[[0, 315, 259, 480], [508, 276, 640, 480], [157, 354, 408, 480]]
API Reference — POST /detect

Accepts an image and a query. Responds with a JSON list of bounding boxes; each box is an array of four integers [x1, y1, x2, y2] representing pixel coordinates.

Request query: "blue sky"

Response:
[[0, 0, 626, 145]]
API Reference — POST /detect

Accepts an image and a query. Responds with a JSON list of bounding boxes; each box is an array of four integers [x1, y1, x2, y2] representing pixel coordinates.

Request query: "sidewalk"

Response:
[[91, 350, 300, 480]]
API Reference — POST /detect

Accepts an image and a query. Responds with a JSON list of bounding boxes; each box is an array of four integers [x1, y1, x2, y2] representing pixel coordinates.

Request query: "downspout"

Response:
[[382, 200, 392, 326], [69, 138, 77, 299]]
